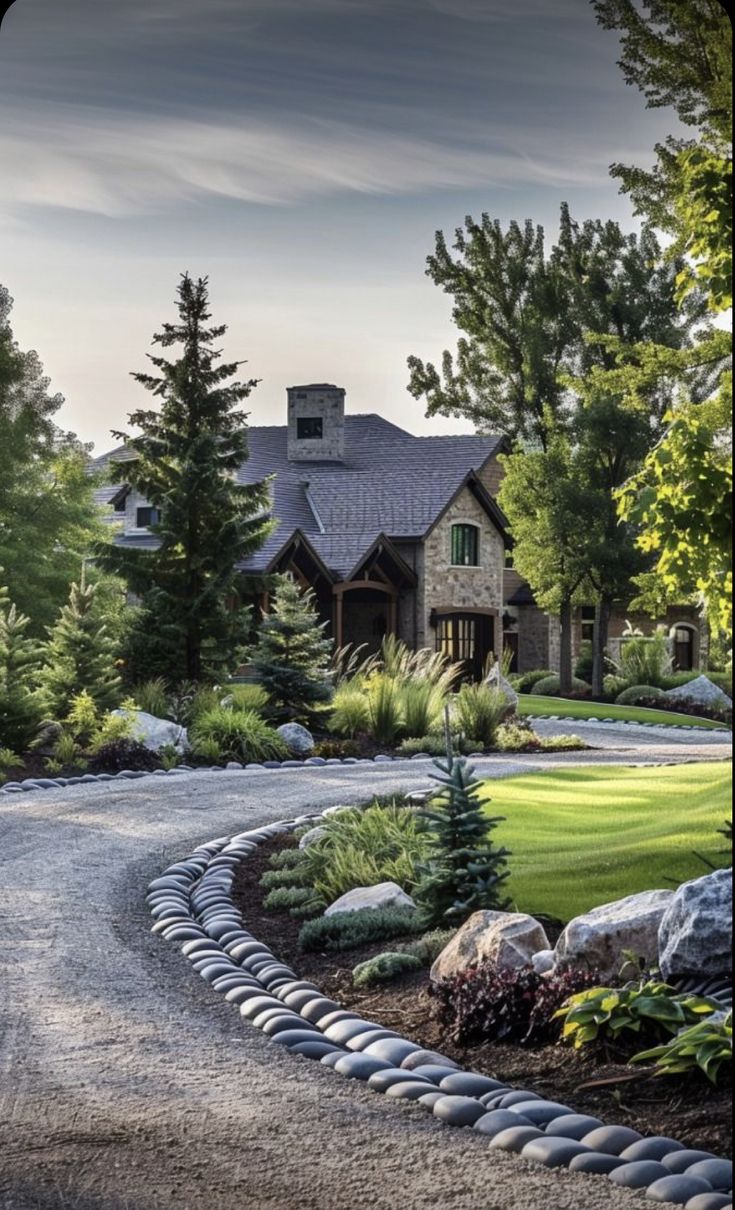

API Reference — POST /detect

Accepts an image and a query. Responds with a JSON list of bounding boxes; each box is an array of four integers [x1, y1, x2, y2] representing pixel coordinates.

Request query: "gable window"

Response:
[[297, 417, 323, 440], [136, 506, 161, 529], [450, 523, 479, 567], [581, 605, 595, 643]]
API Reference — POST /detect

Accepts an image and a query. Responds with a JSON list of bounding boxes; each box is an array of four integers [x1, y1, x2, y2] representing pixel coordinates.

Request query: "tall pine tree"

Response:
[[250, 575, 333, 723], [0, 584, 44, 752], [96, 275, 274, 683], [39, 579, 122, 719]]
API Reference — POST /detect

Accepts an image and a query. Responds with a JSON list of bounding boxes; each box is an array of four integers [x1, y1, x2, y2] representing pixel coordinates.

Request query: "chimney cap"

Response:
[[288, 383, 344, 392]]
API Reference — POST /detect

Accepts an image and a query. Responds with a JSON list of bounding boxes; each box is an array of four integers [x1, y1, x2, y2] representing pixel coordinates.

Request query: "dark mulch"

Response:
[[232, 835, 732, 1159]]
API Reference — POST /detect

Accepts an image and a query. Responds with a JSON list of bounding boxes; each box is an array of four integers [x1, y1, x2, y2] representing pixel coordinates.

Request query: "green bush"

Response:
[[0, 746, 20, 770], [400, 678, 443, 738], [619, 631, 672, 687], [396, 928, 454, 966], [540, 734, 586, 751], [495, 721, 541, 752], [262, 884, 324, 914], [329, 683, 370, 738], [603, 674, 630, 699], [632, 1010, 732, 1084], [223, 682, 268, 712], [298, 905, 425, 952], [556, 980, 720, 1049], [267, 847, 306, 870], [453, 683, 510, 747], [260, 864, 312, 890], [302, 803, 430, 904], [189, 706, 288, 763], [615, 684, 669, 706], [352, 951, 423, 987], [531, 675, 591, 698], [0, 589, 44, 752], [398, 734, 473, 757], [366, 673, 403, 746], [250, 575, 333, 722], [131, 677, 171, 718], [513, 669, 555, 693], [574, 641, 594, 683]]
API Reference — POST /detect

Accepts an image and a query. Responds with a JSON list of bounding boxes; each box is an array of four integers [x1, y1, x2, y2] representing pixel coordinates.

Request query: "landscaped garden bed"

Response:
[[230, 761, 733, 1160]]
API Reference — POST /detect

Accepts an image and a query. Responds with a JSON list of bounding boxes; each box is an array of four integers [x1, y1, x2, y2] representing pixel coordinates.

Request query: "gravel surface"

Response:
[[0, 739, 731, 1210]]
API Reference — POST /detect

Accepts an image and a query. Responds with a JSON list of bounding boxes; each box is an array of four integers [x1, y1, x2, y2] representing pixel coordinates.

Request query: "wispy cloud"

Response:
[[1, 102, 619, 218]]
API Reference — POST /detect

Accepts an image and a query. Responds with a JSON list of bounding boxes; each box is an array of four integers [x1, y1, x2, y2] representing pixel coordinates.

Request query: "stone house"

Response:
[[92, 384, 704, 676]]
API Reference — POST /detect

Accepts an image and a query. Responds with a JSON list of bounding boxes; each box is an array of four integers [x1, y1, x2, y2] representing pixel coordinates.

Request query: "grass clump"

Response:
[[301, 802, 430, 903], [398, 734, 474, 757], [262, 885, 325, 915], [298, 905, 425, 952], [267, 847, 306, 870], [453, 683, 510, 747], [352, 951, 423, 987], [189, 705, 287, 764], [259, 864, 312, 890]]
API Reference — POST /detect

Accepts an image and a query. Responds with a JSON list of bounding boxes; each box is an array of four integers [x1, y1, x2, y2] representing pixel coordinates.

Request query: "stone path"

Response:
[[0, 740, 731, 1210]]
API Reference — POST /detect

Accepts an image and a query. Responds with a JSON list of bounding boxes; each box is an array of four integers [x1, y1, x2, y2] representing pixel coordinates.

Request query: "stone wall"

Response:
[[287, 386, 345, 462], [421, 486, 505, 651]]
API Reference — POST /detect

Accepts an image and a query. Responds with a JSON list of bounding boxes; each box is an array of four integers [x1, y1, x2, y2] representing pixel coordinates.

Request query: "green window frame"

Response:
[[451, 523, 479, 567]]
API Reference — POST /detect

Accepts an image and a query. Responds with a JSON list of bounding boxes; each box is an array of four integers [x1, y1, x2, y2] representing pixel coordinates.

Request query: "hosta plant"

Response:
[[632, 1010, 733, 1084], [556, 980, 720, 1049]]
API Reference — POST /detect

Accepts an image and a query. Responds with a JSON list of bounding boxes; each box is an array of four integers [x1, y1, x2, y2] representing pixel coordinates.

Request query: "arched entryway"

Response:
[[431, 609, 498, 681], [671, 623, 697, 671]]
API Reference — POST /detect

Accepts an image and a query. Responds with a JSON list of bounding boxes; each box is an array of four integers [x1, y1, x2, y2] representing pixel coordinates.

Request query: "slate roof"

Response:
[[92, 414, 507, 579]]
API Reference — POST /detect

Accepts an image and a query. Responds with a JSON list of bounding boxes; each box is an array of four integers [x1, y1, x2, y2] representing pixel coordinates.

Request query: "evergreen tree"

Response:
[[0, 285, 109, 635], [250, 575, 333, 723], [39, 579, 122, 719], [415, 746, 511, 926], [0, 584, 44, 752], [95, 274, 274, 683]]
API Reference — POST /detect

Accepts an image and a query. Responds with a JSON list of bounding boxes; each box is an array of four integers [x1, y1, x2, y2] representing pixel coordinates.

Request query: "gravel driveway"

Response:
[[0, 736, 731, 1210]]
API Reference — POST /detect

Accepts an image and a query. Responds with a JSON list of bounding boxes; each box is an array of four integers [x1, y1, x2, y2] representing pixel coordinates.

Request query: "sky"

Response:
[[0, 0, 676, 452]]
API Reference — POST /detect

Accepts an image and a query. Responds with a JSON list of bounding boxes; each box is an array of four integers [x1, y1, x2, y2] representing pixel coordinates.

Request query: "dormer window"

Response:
[[297, 417, 323, 440], [136, 506, 161, 529], [451, 523, 479, 567]]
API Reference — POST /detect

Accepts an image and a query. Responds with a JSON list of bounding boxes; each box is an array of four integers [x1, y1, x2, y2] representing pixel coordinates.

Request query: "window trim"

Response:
[[135, 505, 162, 529], [449, 521, 480, 568]]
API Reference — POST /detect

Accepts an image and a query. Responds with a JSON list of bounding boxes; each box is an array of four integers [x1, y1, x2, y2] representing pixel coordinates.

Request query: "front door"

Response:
[[436, 613, 495, 680], [673, 626, 695, 671]]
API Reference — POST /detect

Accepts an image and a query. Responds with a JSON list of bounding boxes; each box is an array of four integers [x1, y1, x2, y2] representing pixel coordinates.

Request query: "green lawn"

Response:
[[518, 694, 729, 730], [481, 762, 732, 922]]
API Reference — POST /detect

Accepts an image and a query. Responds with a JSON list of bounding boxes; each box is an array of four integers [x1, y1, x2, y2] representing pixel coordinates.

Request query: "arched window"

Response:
[[451, 523, 479, 567]]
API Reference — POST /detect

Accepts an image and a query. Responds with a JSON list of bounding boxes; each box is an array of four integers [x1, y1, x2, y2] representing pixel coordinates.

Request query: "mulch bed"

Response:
[[233, 835, 732, 1160]]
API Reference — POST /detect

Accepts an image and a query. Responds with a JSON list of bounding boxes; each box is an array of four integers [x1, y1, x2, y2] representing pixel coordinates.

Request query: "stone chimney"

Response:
[[287, 384, 345, 462]]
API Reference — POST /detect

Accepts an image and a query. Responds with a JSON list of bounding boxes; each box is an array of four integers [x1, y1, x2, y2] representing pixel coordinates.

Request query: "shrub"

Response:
[[495, 719, 541, 752], [88, 738, 160, 773], [39, 580, 122, 718], [632, 1010, 732, 1084], [453, 683, 510, 748], [513, 669, 555, 694], [250, 575, 333, 722], [603, 674, 630, 699], [532, 675, 591, 697], [556, 980, 720, 1049], [574, 641, 594, 683], [541, 734, 586, 751], [313, 738, 361, 760], [398, 734, 474, 757], [0, 589, 44, 752], [262, 885, 324, 914], [260, 864, 312, 890], [0, 746, 20, 770], [396, 929, 455, 966], [414, 753, 511, 926], [130, 677, 171, 718], [615, 684, 669, 706], [87, 708, 135, 754], [329, 683, 370, 738], [619, 631, 672, 687], [50, 730, 84, 769], [191, 736, 224, 763], [189, 706, 288, 764], [400, 679, 443, 739], [301, 802, 430, 903], [267, 847, 306, 870], [298, 905, 425, 952], [432, 963, 600, 1046], [223, 682, 268, 713], [352, 951, 423, 988]]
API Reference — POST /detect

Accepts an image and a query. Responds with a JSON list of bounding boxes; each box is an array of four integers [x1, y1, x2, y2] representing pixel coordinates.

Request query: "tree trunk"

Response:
[[592, 596, 613, 698], [559, 596, 574, 695]]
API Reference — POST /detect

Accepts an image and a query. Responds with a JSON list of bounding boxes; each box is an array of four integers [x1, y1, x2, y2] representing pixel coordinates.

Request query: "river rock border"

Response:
[[147, 812, 733, 1210]]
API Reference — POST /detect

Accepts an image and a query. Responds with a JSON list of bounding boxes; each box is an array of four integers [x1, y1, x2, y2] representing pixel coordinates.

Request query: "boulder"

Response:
[[531, 949, 556, 976], [112, 709, 188, 753], [554, 890, 674, 980], [484, 665, 519, 714], [658, 868, 732, 982], [298, 826, 328, 850], [324, 882, 416, 917], [664, 675, 731, 710], [429, 911, 549, 984], [276, 723, 315, 756], [33, 720, 63, 756]]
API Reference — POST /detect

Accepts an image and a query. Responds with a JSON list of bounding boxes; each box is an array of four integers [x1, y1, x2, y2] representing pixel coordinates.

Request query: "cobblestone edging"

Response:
[[148, 815, 733, 1210]]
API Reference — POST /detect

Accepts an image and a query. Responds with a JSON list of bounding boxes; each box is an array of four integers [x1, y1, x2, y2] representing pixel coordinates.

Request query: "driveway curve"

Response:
[[1, 739, 731, 1210]]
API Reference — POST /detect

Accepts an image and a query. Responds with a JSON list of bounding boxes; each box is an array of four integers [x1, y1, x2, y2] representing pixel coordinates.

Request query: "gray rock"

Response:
[[665, 675, 731, 709], [438, 1073, 505, 1097], [367, 1067, 431, 1094], [432, 1096, 488, 1127], [646, 1176, 718, 1204], [333, 1053, 394, 1080], [362, 1037, 420, 1066], [521, 1137, 592, 1168], [685, 1161, 732, 1192], [276, 722, 315, 756], [684, 1196, 733, 1210], [488, 1126, 545, 1153], [33, 720, 63, 755], [345, 1028, 400, 1053], [324, 881, 416, 916], [658, 868, 732, 982], [531, 949, 556, 975], [418, 1091, 447, 1110], [287, 1039, 343, 1059], [112, 708, 188, 753], [582, 1125, 643, 1155], [555, 889, 674, 980], [270, 1028, 332, 1048], [298, 826, 328, 850], [410, 1065, 463, 1084], [508, 1101, 575, 1126], [609, 1161, 671, 1188], [621, 1139, 685, 1163], [473, 1110, 534, 1138], [484, 663, 519, 713], [225, 761, 243, 770], [385, 1080, 442, 1101], [663, 1152, 718, 1174], [546, 1113, 604, 1140], [400, 1049, 461, 1072], [430, 909, 549, 982], [569, 1153, 625, 1175], [323, 1019, 380, 1046], [493, 1090, 542, 1109]]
